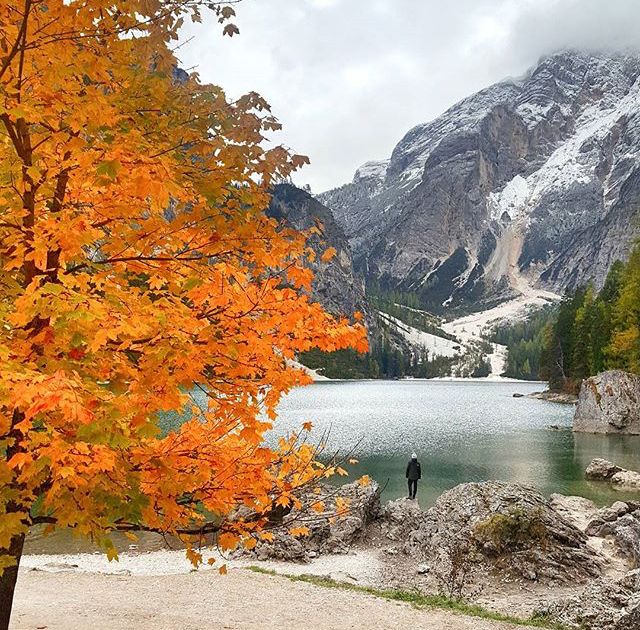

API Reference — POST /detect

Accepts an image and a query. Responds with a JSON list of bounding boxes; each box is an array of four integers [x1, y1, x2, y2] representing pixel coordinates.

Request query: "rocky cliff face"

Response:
[[319, 51, 640, 313], [268, 183, 368, 321], [574, 370, 640, 434]]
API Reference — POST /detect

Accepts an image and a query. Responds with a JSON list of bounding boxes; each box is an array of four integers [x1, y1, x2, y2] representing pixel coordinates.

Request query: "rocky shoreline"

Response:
[[514, 390, 578, 404], [233, 479, 640, 629], [23, 478, 640, 630]]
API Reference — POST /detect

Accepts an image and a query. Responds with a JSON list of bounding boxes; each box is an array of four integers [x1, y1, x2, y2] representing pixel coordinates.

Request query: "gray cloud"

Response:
[[179, 0, 640, 192]]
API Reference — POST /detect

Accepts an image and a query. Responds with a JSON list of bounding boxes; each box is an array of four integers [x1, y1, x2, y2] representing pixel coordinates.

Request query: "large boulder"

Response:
[[574, 371, 640, 434], [247, 480, 381, 562], [405, 481, 602, 583]]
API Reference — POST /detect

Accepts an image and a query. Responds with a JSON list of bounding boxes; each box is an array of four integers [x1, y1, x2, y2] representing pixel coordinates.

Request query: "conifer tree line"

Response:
[[540, 242, 640, 392], [492, 308, 554, 380]]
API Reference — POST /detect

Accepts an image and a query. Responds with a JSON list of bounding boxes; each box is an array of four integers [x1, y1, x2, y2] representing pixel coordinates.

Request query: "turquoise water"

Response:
[[25, 379, 640, 553]]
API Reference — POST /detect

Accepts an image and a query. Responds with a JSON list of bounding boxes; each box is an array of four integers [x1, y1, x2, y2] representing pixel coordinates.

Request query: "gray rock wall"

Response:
[[574, 370, 640, 434], [318, 51, 640, 313]]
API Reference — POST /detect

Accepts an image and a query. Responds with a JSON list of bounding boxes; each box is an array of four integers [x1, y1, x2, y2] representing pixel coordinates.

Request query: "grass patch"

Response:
[[247, 565, 569, 629]]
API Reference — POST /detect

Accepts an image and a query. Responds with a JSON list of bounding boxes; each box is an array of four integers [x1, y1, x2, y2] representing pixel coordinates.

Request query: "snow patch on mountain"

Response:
[[489, 175, 530, 222], [354, 160, 389, 183]]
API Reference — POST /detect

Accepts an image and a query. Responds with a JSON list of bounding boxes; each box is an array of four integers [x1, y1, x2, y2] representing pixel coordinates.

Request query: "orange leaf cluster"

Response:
[[0, 0, 367, 571]]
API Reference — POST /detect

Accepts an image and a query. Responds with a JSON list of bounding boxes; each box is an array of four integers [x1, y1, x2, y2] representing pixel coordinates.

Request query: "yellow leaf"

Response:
[[275, 495, 291, 508], [219, 564, 228, 575], [149, 276, 165, 290], [218, 532, 239, 550]]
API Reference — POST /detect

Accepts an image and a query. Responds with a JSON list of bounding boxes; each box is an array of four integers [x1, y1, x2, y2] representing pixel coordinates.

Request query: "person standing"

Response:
[[406, 452, 421, 500]]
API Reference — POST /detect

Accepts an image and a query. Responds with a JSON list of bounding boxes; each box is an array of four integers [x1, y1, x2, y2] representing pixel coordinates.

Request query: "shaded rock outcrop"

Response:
[[574, 370, 640, 434], [268, 183, 368, 322], [404, 481, 602, 583], [540, 569, 640, 630]]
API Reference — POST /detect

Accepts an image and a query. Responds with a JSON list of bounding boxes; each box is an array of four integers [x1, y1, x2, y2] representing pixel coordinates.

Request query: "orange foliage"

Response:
[[0, 0, 367, 582]]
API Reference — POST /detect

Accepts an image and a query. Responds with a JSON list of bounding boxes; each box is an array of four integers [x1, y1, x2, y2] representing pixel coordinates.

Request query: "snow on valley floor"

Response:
[[442, 286, 560, 379], [379, 284, 560, 380]]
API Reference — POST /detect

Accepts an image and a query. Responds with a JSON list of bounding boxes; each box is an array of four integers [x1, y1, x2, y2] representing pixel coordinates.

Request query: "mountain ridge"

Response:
[[318, 49, 640, 314]]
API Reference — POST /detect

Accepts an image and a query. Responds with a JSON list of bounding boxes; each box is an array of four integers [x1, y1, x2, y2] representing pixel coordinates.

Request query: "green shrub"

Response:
[[473, 507, 548, 555]]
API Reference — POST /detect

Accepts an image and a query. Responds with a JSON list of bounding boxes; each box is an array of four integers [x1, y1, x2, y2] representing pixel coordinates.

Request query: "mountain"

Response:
[[319, 50, 640, 314], [268, 184, 463, 378], [267, 183, 368, 321]]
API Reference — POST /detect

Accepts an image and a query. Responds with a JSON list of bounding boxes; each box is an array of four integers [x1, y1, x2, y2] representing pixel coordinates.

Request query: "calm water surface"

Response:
[[274, 380, 640, 506], [25, 380, 640, 554]]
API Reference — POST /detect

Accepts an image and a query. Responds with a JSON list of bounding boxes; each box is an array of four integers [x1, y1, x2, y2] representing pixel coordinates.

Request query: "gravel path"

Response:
[[11, 567, 538, 629]]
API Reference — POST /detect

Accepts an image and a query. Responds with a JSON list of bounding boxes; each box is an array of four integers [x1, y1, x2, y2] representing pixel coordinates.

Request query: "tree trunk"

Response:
[[0, 533, 25, 630]]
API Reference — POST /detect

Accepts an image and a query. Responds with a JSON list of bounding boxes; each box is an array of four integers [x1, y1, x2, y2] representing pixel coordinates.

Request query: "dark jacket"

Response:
[[406, 459, 421, 480]]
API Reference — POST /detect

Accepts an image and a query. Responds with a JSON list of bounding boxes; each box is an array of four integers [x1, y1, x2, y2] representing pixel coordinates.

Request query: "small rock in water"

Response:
[[585, 458, 624, 480], [611, 470, 640, 489]]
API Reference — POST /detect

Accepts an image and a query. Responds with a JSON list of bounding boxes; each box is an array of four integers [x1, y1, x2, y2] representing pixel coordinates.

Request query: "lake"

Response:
[[24, 379, 640, 554], [272, 380, 640, 506]]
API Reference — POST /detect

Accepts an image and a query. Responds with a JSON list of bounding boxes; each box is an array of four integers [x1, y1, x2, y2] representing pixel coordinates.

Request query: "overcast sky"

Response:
[[178, 0, 640, 192]]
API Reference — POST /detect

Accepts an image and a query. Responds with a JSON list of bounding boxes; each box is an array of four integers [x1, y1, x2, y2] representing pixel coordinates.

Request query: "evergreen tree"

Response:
[[572, 285, 595, 380]]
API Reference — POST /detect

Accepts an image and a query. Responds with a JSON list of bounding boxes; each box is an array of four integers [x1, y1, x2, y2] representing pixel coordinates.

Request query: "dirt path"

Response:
[[11, 567, 538, 630]]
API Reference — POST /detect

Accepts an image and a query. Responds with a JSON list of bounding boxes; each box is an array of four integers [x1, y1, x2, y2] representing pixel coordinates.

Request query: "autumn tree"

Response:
[[608, 243, 640, 372], [0, 1, 367, 625]]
